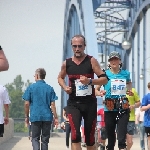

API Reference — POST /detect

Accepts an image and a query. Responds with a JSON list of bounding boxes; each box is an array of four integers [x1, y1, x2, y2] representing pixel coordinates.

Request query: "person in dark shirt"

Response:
[[58, 35, 108, 150]]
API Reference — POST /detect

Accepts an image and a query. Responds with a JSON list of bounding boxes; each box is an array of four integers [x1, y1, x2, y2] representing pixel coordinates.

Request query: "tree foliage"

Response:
[[5, 75, 32, 118]]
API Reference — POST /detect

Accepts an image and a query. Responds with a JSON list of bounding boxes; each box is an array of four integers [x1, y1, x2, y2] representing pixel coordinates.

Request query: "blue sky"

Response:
[[0, 0, 65, 113]]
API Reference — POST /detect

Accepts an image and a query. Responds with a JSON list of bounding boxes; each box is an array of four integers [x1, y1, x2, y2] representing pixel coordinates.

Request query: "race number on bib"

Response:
[[75, 79, 92, 96], [111, 79, 126, 95]]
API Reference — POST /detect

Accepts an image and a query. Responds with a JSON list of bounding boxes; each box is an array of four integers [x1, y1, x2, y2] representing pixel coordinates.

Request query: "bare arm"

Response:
[[63, 109, 69, 122], [135, 114, 140, 124], [58, 61, 72, 94], [63, 109, 67, 120], [134, 101, 141, 108], [0, 49, 9, 71], [4, 104, 9, 117], [24, 101, 30, 117], [126, 82, 132, 90], [4, 104, 9, 124], [95, 85, 101, 95], [51, 102, 59, 127], [141, 104, 150, 111], [91, 57, 108, 86], [51, 102, 58, 119], [57, 61, 67, 89], [129, 101, 141, 110], [135, 108, 140, 124]]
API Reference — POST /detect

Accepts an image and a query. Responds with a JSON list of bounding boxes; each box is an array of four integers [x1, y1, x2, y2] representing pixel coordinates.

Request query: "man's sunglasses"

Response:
[[72, 45, 83, 48]]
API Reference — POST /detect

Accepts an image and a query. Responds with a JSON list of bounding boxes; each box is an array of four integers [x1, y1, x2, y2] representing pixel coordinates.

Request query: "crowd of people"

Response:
[[0, 35, 150, 150]]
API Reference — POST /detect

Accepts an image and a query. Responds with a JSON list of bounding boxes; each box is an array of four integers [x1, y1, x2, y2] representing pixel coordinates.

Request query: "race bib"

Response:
[[75, 79, 92, 96], [111, 79, 126, 95]]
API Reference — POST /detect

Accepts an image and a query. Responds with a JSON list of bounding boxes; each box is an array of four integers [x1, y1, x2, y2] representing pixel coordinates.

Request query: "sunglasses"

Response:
[[72, 45, 83, 48]]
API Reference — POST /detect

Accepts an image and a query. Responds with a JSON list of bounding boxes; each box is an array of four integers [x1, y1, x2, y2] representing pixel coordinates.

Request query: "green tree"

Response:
[[5, 75, 32, 118]]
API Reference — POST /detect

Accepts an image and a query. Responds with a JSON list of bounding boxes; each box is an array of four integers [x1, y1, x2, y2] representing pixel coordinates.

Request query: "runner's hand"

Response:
[[129, 105, 135, 110], [64, 86, 72, 94], [96, 90, 106, 97], [80, 75, 89, 85], [65, 118, 69, 121], [126, 90, 134, 96]]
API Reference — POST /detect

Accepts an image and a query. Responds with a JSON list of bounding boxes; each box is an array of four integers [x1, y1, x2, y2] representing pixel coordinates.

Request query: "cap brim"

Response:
[[108, 56, 120, 60]]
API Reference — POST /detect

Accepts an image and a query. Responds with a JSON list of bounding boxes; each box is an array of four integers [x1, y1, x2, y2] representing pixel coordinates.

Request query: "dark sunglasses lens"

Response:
[[72, 45, 77, 48], [72, 45, 82, 48], [78, 45, 82, 48]]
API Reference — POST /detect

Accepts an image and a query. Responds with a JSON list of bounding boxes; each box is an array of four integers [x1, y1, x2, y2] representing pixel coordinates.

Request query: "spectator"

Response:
[[0, 85, 11, 137], [126, 88, 141, 150], [141, 82, 150, 150], [135, 107, 145, 150], [23, 68, 58, 150], [0, 46, 9, 71]]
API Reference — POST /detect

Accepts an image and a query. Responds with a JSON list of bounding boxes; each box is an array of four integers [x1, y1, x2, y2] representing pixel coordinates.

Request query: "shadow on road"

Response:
[[0, 136, 22, 150]]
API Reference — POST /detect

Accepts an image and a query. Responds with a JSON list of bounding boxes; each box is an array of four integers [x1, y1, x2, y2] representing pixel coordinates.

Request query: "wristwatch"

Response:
[[0, 46, 2, 50], [88, 78, 92, 85]]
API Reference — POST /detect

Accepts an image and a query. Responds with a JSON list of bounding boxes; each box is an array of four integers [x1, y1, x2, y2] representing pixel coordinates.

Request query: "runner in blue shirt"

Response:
[[95, 51, 132, 150], [141, 82, 150, 150]]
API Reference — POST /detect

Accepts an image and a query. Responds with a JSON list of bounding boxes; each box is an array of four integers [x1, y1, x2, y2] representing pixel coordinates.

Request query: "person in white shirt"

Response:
[[135, 107, 145, 150], [0, 46, 9, 71], [0, 85, 11, 137]]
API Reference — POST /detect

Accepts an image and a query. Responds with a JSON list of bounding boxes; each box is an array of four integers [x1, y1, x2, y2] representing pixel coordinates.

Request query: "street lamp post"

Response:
[[140, 56, 150, 80], [99, 53, 105, 69], [140, 69, 144, 80], [99, 38, 131, 69], [99, 11, 131, 69], [104, 11, 107, 70]]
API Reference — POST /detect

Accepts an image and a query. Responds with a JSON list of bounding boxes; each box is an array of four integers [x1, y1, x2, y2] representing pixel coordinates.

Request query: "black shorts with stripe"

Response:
[[67, 97, 97, 146]]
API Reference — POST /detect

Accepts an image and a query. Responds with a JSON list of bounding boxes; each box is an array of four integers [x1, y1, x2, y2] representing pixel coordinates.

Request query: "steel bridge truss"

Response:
[[94, 0, 131, 46]]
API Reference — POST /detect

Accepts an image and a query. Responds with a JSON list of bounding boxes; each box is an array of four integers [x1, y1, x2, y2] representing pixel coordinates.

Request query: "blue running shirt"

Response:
[[104, 69, 131, 111], [141, 93, 150, 127]]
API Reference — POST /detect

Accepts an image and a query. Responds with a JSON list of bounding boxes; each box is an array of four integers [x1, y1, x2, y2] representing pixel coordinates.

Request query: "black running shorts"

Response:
[[67, 98, 97, 146]]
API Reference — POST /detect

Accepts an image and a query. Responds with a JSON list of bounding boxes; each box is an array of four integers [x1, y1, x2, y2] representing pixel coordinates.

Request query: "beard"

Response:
[[74, 52, 83, 58]]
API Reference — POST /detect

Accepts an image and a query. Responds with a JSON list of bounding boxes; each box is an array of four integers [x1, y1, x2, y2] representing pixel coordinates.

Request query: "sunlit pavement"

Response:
[[0, 133, 146, 150]]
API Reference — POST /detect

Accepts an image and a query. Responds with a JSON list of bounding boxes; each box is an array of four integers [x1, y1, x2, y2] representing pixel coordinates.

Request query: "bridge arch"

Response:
[[61, 0, 150, 117], [61, 0, 98, 114], [126, 0, 150, 96]]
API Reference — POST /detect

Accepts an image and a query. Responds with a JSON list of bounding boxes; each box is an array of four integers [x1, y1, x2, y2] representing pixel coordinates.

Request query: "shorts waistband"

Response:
[[69, 95, 95, 100], [105, 97, 128, 100]]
